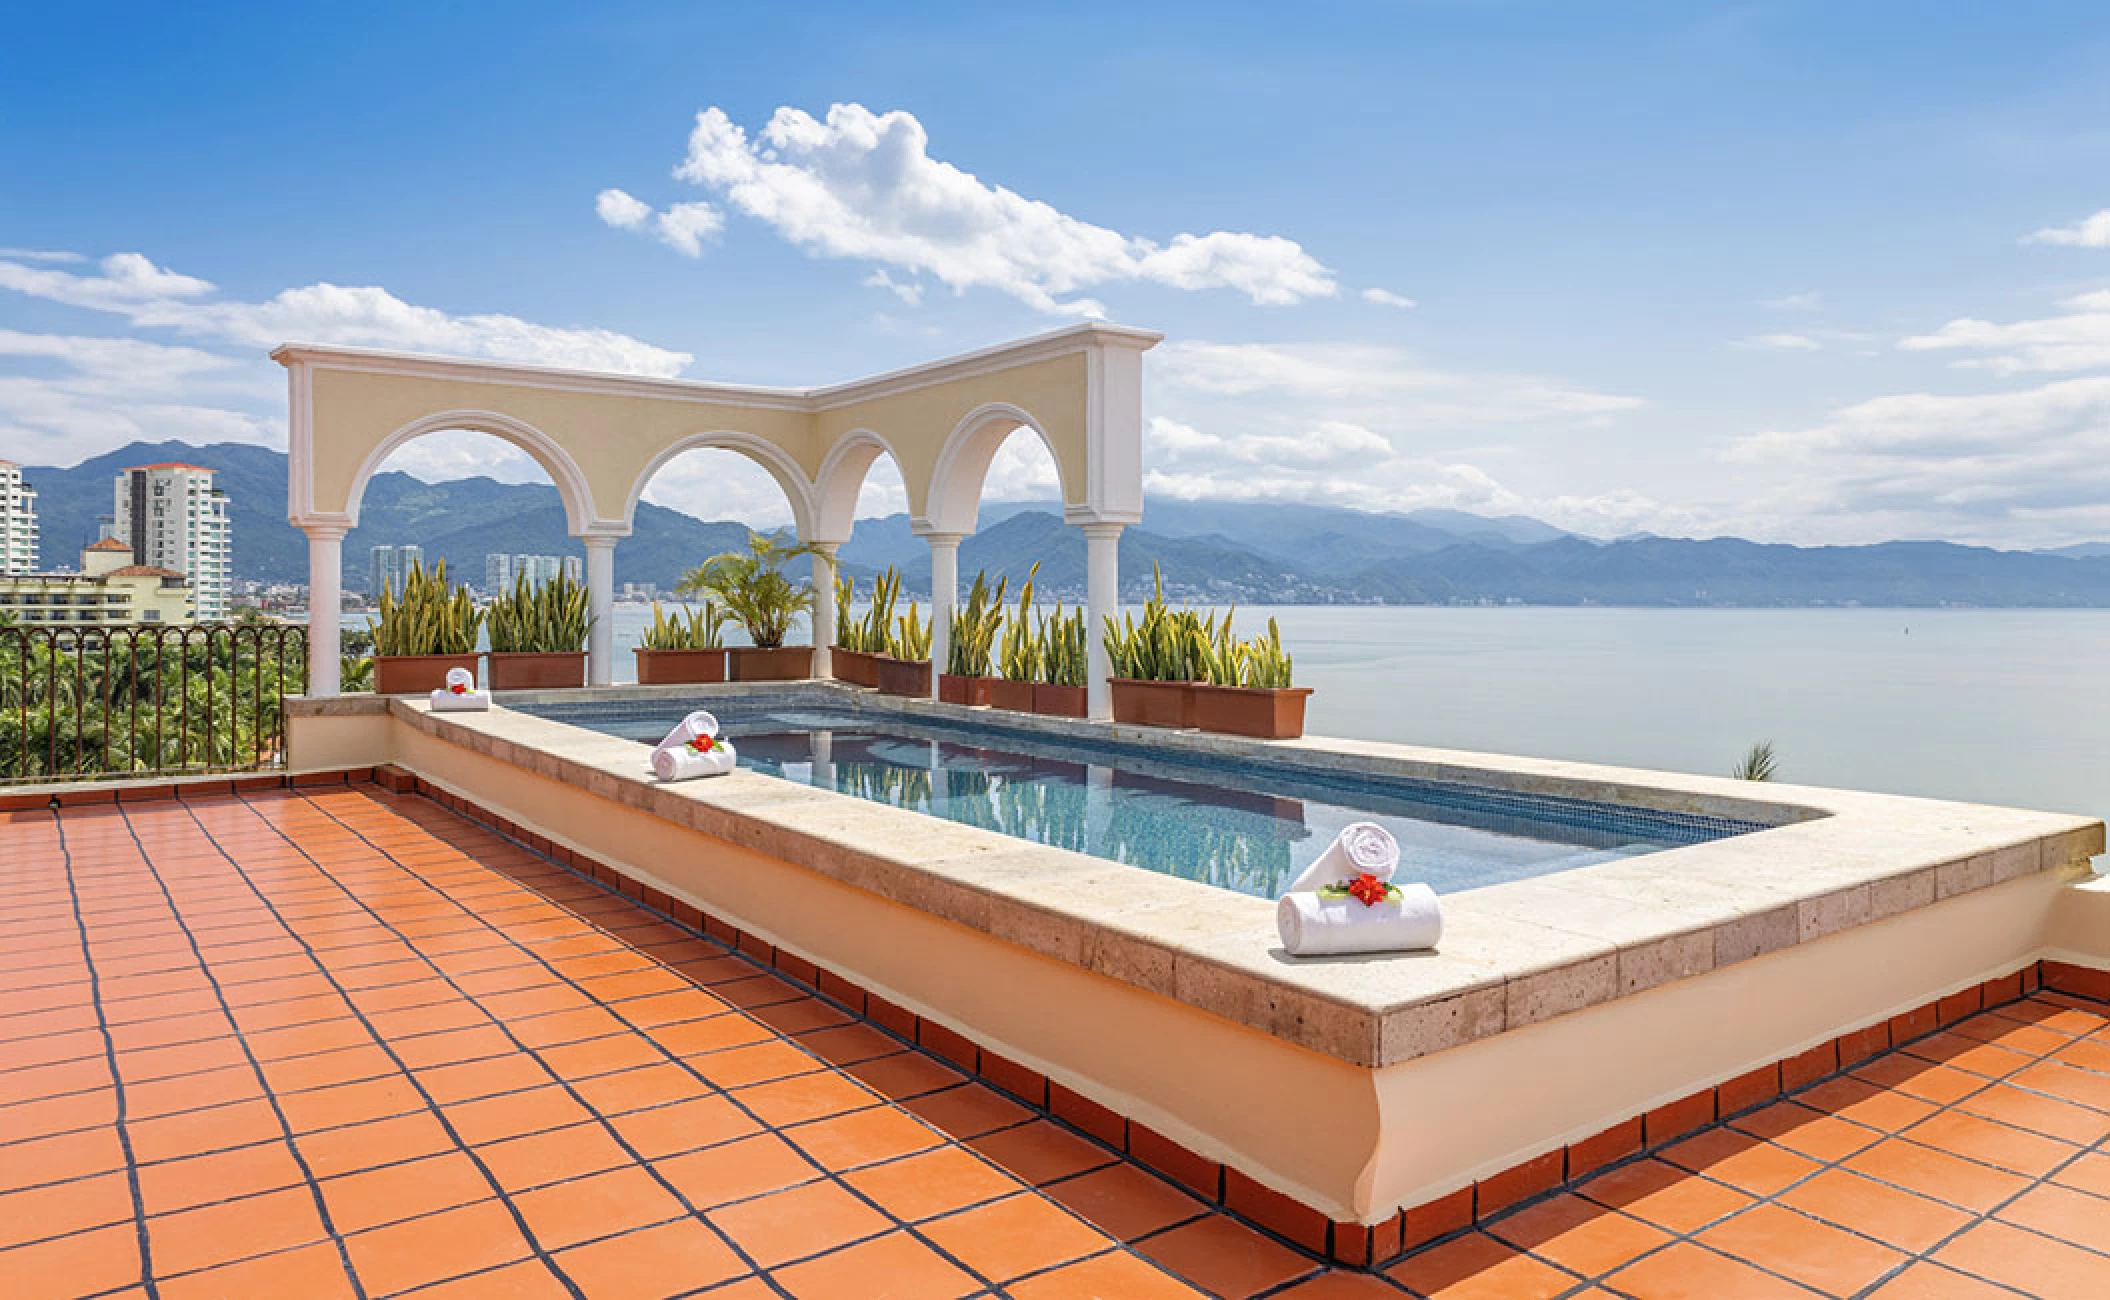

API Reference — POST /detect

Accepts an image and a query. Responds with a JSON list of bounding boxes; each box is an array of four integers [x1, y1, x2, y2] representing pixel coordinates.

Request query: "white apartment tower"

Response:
[[368, 543, 423, 597], [113, 463, 231, 621], [0, 461, 38, 575]]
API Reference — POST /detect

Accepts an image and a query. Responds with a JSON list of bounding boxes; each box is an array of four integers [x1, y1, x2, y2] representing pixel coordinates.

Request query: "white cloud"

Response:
[[0, 248, 85, 263], [2024, 209, 2110, 248], [0, 330, 278, 466], [1361, 287, 1416, 309], [661, 103, 1337, 316], [1760, 291, 1822, 311], [1900, 290, 2110, 374], [595, 188, 724, 259], [862, 269, 924, 306], [1737, 333, 1821, 351], [0, 250, 692, 376]]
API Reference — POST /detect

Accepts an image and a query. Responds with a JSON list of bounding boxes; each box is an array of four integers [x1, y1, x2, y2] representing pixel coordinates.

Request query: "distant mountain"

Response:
[[19, 441, 2110, 607]]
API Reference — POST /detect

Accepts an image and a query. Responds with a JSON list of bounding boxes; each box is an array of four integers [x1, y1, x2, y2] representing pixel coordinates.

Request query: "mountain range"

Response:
[[19, 440, 2110, 607]]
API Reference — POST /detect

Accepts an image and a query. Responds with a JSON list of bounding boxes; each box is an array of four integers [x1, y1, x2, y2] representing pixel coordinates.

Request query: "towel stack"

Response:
[[1275, 822, 1443, 957], [651, 710, 738, 782], [429, 667, 490, 712]]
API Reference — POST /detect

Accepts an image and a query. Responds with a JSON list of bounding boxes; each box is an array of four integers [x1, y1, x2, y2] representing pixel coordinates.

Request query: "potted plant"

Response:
[[1103, 567, 1201, 728], [1035, 602, 1089, 718], [370, 559, 482, 694], [487, 568, 591, 690], [1190, 617, 1313, 739], [634, 602, 728, 684], [874, 600, 931, 696], [681, 534, 816, 681], [829, 573, 878, 688], [940, 570, 1008, 706], [989, 564, 1039, 713]]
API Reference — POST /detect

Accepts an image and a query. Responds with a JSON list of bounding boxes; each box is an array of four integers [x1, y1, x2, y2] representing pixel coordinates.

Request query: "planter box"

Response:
[[374, 653, 479, 695], [831, 647, 879, 688], [1108, 678, 1196, 729], [986, 678, 1036, 713], [1192, 683, 1314, 739], [634, 648, 726, 686], [938, 674, 992, 707], [729, 646, 813, 682], [873, 654, 932, 697], [489, 651, 586, 691], [1033, 683, 1088, 718]]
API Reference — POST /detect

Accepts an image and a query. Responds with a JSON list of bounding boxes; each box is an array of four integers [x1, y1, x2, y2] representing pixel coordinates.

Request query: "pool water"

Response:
[[522, 697, 1761, 899]]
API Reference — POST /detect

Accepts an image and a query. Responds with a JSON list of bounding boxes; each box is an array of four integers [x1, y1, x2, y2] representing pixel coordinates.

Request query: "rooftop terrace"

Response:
[[7, 781, 2110, 1299]]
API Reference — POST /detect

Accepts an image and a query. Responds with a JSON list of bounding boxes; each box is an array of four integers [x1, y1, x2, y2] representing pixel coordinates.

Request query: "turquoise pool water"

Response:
[[522, 696, 1761, 899]]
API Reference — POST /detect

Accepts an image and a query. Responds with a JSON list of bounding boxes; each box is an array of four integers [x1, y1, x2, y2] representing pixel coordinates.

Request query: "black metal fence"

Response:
[[0, 623, 308, 786]]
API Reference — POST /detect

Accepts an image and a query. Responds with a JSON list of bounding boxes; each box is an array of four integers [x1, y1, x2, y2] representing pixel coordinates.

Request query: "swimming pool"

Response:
[[521, 694, 1763, 898]]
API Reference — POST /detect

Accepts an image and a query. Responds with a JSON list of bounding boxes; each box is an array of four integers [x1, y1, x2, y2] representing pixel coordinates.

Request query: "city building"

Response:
[[0, 539, 193, 626], [562, 554, 582, 586], [487, 552, 568, 593], [0, 460, 38, 575], [112, 463, 231, 621], [367, 543, 423, 597]]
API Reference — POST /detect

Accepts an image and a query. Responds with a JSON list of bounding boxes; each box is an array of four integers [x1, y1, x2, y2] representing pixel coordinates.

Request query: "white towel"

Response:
[[429, 666, 490, 712], [649, 710, 736, 782], [1288, 821, 1400, 892], [1276, 884, 1443, 957], [652, 741, 737, 781]]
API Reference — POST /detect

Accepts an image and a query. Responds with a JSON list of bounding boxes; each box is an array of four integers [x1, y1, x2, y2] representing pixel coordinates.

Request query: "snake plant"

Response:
[[891, 601, 932, 661], [369, 560, 482, 657], [997, 563, 1040, 682], [946, 570, 1009, 676], [831, 573, 863, 651], [1244, 617, 1294, 688], [1039, 602, 1087, 686], [639, 601, 726, 651], [487, 569, 590, 654], [1192, 609, 1247, 687], [862, 567, 901, 656]]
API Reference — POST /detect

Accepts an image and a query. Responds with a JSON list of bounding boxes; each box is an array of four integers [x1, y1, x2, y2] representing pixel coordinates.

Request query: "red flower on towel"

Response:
[[1347, 872, 1389, 907], [448, 683, 468, 695], [687, 735, 717, 753]]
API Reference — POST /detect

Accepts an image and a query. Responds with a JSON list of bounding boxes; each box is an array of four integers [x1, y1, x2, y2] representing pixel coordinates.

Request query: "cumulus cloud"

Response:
[[863, 269, 923, 306], [0, 330, 278, 466], [595, 188, 724, 258], [1900, 290, 2110, 374], [0, 249, 692, 375], [1737, 333, 1821, 351], [651, 103, 1338, 316], [1360, 287, 1416, 309], [2024, 209, 2110, 248]]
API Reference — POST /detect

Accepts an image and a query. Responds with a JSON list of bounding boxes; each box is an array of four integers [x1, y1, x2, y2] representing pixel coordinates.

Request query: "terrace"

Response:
[[3, 325, 2109, 1297]]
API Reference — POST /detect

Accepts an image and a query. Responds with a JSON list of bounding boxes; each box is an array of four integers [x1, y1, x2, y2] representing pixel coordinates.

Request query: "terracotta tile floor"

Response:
[[3, 786, 2109, 1299]]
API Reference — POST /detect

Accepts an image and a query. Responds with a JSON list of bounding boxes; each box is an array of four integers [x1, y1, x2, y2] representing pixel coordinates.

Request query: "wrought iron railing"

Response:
[[0, 622, 307, 786]]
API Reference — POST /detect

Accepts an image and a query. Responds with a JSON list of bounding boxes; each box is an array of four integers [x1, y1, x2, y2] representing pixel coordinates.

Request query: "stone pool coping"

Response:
[[288, 684, 2104, 1069]]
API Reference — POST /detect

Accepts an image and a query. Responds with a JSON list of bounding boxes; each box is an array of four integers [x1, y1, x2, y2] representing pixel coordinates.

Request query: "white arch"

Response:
[[624, 431, 819, 539], [345, 410, 598, 534], [922, 402, 1070, 536], [812, 428, 910, 544]]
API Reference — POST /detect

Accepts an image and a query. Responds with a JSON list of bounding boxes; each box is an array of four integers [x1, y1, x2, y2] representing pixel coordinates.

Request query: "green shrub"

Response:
[[639, 602, 726, 651], [946, 570, 1009, 676], [1039, 602, 1087, 686], [369, 560, 481, 657], [997, 563, 1041, 682], [891, 601, 932, 661], [487, 569, 590, 654], [678, 534, 814, 649]]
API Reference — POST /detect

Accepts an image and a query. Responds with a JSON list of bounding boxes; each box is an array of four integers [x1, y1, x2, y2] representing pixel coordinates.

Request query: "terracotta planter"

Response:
[[873, 654, 932, 697], [729, 646, 813, 681], [831, 647, 878, 688], [1191, 684, 1313, 739], [938, 674, 991, 707], [986, 678, 1036, 713], [374, 653, 479, 695], [488, 651, 586, 691], [634, 648, 726, 685], [1108, 678, 1196, 728], [1033, 683, 1088, 718]]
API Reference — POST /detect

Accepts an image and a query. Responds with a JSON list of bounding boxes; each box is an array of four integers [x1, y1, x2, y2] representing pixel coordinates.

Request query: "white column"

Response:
[[1082, 522, 1123, 720], [925, 532, 963, 699], [809, 544, 839, 679], [305, 524, 345, 698], [583, 536, 617, 687]]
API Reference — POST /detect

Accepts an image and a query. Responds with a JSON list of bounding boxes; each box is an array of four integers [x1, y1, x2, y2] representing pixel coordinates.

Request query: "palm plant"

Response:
[[639, 601, 727, 650], [487, 569, 591, 654], [369, 560, 481, 657], [946, 570, 1009, 677], [1733, 741, 1778, 782], [678, 534, 815, 649]]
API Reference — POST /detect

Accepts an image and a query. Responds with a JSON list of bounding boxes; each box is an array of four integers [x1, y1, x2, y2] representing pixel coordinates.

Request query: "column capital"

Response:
[[806, 540, 841, 558], [295, 513, 352, 541], [302, 523, 350, 542], [577, 534, 621, 551], [1078, 520, 1127, 541], [919, 531, 967, 552]]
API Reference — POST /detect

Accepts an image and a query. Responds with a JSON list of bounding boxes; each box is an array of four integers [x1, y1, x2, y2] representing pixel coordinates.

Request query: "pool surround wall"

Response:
[[281, 686, 2105, 1246]]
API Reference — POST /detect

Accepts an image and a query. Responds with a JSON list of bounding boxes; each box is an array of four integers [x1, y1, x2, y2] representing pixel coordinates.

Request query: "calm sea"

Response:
[[516, 604, 2110, 827]]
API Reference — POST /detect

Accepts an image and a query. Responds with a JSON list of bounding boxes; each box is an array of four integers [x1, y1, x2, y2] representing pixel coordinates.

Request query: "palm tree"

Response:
[[677, 533, 816, 649], [1732, 741, 1778, 782]]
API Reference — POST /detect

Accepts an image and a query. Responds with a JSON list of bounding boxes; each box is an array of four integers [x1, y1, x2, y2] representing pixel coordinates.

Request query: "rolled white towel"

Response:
[[651, 737, 738, 781], [655, 710, 721, 753], [1276, 882, 1443, 957], [1288, 821, 1400, 893], [430, 666, 490, 712]]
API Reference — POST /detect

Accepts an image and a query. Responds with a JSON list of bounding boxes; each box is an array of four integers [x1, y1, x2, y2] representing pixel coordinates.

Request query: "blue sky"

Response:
[[4, 1, 2110, 546]]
